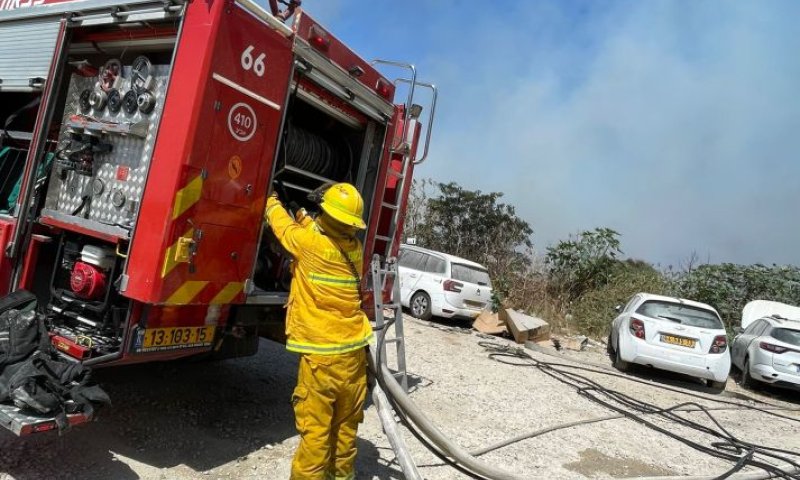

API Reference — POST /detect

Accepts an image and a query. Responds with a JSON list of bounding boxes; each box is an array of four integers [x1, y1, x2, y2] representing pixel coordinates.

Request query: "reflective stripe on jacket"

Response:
[[265, 196, 373, 355]]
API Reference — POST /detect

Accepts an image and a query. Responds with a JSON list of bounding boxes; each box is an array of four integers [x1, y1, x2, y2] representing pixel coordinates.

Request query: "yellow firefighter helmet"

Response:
[[320, 183, 366, 230]]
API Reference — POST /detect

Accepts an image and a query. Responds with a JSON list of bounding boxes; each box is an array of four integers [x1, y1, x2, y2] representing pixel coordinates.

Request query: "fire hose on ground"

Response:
[[368, 326, 800, 480], [368, 350, 525, 480]]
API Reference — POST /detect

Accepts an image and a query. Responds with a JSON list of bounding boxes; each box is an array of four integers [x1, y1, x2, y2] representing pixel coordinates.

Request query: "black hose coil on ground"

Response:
[[479, 342, 800, 480]]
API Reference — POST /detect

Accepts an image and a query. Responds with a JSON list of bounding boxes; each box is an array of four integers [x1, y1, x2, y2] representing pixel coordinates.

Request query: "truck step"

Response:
[[0, 403, 92, 436]]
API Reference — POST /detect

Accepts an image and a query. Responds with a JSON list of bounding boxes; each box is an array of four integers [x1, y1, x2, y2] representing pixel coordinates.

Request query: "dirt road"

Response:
[[1, 316, 799, 479]]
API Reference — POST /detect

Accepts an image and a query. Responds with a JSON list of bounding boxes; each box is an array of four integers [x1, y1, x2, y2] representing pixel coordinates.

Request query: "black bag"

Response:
[[0, 290, 110, 432], [0, 350, 110, 431], [0, 289, 37, 313], [0, 291, 47, 368], [3, 351, 110, 410]]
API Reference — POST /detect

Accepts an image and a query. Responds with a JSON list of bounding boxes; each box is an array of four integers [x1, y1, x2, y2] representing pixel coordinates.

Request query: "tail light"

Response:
[[443, 279, 463, 293], [760, 342, 789, 354], [309, 25, 330, 52], [629, 318, 645, 339], [376, 79, 392, 100], [709, 335, 728, 354]]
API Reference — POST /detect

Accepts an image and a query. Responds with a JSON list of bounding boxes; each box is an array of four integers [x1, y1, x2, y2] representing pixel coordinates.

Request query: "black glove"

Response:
[[307, 182, 334, 204]]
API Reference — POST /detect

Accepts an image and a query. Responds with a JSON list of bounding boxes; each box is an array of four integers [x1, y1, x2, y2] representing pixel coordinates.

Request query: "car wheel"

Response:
[[706, 379, 726, 392], [606, 333, 631, 372], [741, 357, 756, 389], [613, 353, 630, 372], [609, 336, 630, 372], [410, 291, 432, 320]]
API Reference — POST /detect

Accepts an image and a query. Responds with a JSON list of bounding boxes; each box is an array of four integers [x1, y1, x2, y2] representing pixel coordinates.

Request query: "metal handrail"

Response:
[[68, 3, 183, 22], [394, 79, 437, 165], [237, 0, 294, 37], [370, 60, 416, 152], [268, 0, 300, 20]]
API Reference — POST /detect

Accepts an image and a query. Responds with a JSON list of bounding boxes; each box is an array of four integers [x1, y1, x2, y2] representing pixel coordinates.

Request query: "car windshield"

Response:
[[635, 300, 723, 329], [771, 328, 800, 347], [451, 263, 491, 286]]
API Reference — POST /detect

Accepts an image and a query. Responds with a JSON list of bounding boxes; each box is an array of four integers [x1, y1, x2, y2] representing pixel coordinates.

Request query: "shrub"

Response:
[[675, 264, 800, 331], [545, 228, 622, 301], [571, 261, 672, 339]]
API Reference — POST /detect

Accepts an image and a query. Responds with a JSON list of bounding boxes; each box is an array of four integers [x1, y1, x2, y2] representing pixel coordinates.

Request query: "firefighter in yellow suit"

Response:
[[264, 183, 373, 480]]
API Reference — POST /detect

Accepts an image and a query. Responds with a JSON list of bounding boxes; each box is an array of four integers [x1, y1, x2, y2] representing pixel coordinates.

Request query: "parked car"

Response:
[[397, 245, 492, 320], [731, 300, 800, 391], [607, 293, 730, 390]]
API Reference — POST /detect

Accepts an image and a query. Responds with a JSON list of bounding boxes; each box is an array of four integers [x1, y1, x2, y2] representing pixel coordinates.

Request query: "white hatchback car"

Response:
[[731, 300, 800, 391], [608, 293, 731, 389], [397, 245, 492, 320]]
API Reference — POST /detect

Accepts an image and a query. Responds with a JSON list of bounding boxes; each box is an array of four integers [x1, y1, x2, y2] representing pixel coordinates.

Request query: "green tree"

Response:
[[545, 227, 623, 301], [407, 180, 533, 290], [402, 178, 435, 244]]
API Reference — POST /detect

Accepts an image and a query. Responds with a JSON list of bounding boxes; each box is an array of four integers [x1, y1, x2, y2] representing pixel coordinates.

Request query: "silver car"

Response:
[[731, 300, 800, 391]]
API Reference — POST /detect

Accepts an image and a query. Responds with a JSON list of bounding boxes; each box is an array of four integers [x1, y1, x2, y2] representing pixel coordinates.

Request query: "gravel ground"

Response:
[[1, 314, 799, 479]]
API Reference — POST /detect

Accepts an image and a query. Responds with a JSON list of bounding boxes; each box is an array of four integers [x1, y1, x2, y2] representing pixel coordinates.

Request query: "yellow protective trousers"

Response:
[[291, 348, 368, 480]]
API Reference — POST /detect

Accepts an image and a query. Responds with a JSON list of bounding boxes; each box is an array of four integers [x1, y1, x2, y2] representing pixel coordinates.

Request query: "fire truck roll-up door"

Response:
[[0, 0, 185, 91], [0, 18, 61, 92], [0, 10, 68, 297]]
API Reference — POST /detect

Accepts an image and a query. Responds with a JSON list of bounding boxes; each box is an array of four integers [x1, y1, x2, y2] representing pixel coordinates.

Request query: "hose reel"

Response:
[[283, 122, 353, 180]]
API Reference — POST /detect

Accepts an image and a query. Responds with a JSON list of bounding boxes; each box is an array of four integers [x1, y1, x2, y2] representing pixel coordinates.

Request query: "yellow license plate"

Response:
[[143, 326, 215, 349], [660, 334, 696, 348]]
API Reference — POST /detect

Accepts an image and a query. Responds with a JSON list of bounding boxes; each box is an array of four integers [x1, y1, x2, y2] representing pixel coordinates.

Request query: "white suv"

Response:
[[397, 245, 493, 320]]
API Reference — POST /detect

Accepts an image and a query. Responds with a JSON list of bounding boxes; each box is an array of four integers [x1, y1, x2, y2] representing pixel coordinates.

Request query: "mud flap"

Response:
[[0, 403, 92, 436]]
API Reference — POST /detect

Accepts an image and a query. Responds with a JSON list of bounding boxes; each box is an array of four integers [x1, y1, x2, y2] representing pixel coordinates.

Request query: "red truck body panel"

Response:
[[292, 10, 396, 102], [123, 0, 293, 308]]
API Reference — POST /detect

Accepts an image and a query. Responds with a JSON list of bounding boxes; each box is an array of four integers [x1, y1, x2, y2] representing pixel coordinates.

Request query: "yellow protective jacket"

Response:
[[265, 196, 373, 355]]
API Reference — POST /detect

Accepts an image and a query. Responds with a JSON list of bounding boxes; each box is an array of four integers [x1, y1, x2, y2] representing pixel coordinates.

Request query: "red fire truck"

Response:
[[0, 0, 435, 434]]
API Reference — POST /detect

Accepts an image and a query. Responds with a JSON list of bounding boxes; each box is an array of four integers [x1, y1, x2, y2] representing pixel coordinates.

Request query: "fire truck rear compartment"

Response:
[[250, 91, 386, 298], [23, 25, 178, 361], [41, 33, 175, 235]]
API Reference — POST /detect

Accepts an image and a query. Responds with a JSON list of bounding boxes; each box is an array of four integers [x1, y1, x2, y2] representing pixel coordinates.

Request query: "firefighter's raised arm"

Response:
[[264, 194, 315, 257]]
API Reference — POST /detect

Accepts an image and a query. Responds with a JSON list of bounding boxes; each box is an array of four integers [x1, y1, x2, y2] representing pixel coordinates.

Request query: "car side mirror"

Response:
[[733, 327, 743, 335], [614, 304, 622, 313]]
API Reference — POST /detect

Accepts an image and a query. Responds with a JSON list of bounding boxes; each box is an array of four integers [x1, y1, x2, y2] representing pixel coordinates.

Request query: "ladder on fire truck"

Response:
[[370, 61, 438, 262], [370, 254, 408, 392], [366, 63, 436, 394]]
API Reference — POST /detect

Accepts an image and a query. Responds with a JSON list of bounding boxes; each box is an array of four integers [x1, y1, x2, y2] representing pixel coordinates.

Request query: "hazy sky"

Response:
[[302, 0, 800, 266]]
